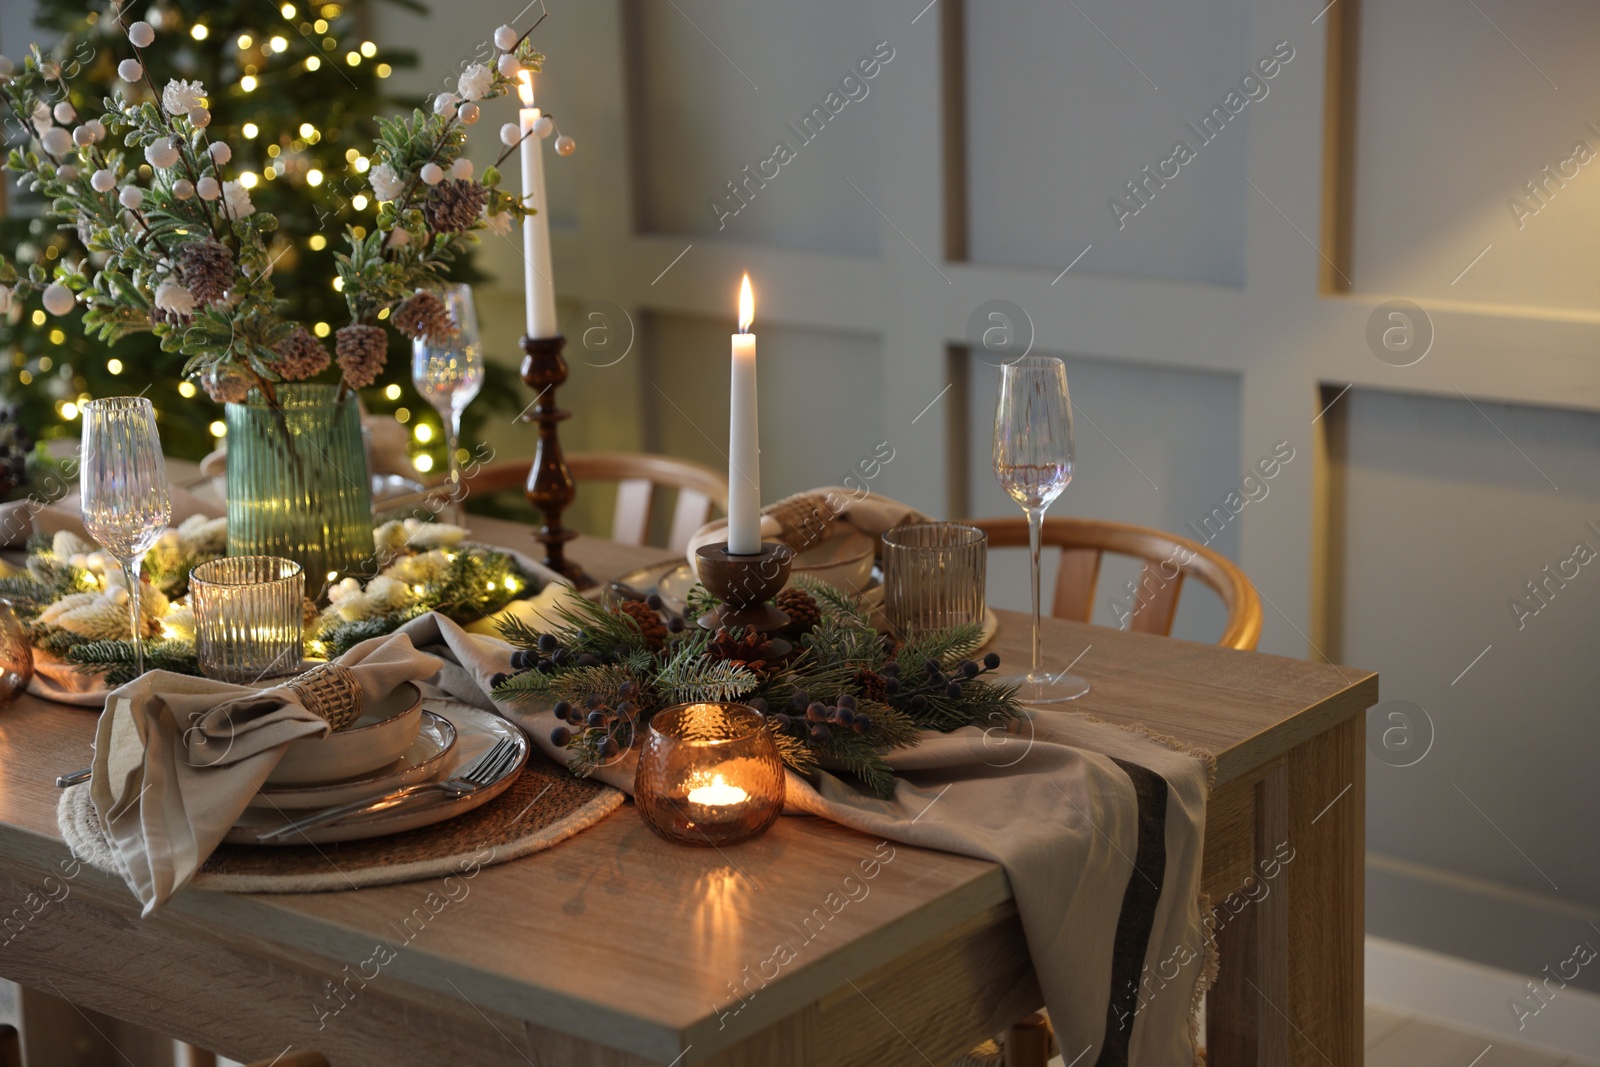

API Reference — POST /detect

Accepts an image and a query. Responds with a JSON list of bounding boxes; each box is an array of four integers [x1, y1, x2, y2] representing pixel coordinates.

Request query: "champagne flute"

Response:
[[411, 283, 484, 525], [80, 397, 171, 679], [993, 355, 1089, 703]]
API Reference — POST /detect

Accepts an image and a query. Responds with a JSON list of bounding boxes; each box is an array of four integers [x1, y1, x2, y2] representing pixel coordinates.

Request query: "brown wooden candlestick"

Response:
[[694, 541, 794, 634], [519, 334, 594, 589]]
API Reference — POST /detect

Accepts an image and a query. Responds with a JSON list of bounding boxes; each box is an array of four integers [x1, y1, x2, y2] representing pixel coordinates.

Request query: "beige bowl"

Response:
[[789, 529, 876, 594], [266, 681, 425, 786]]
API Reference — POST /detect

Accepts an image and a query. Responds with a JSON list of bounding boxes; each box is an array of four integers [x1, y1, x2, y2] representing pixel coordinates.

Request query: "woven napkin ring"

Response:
[[285, 663, 364, 732], [767, 492, 835, 551]]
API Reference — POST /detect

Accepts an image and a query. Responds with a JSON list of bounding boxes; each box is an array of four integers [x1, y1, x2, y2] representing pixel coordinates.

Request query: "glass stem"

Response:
[[125, 556, 144, 678], [1027, 507, 1043, 678], [445, 411, 463, 526]]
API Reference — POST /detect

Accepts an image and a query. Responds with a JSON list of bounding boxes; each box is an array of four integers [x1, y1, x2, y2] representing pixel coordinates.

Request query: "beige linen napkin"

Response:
[[90, 633, 442, 915], [685, 487, 930, 573]]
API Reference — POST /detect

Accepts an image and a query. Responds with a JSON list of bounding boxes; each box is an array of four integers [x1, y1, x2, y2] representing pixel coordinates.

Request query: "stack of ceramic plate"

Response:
[[228, 684, 529, 845]]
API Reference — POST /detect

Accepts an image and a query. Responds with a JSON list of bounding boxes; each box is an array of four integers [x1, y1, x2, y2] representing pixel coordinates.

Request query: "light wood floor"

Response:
[[1363, 1005, 1593, 1067]]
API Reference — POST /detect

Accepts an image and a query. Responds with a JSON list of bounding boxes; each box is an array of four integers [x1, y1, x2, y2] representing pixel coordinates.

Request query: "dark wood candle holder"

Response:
[[694, 541, 794, 634], [519, 334, 594, 590]]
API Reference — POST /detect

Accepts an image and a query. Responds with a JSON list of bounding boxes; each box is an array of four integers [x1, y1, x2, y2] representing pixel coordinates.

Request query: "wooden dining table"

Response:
[[0, 515, 1376, 1067]]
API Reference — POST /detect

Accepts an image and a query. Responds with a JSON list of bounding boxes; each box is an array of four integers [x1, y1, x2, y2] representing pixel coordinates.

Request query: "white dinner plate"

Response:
[[247, 711, 457, 810], [227, 702, 528, 846]]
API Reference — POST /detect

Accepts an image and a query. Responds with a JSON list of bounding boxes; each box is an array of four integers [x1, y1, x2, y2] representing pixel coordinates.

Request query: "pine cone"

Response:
[[270, 326, 331, 381], [616, 599, 667, 652], [202, 365, 253, 404], [776, 587, 819, 634], [177, 238, 234, 306], [335, 324, 388, 389], [393, 289, 456, 344], [708, 626, 774, 673], [423, 179, 488, 233], [854, 668, 889, 704]]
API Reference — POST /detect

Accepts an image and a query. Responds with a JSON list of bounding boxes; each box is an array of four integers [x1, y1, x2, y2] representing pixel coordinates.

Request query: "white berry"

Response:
[[173, 178, 195, 200], [208, 141, 231, 165], [493, 25, 518, 51], [497, 54, 520, 78], [119, 186, 144, 210], [554, 134, 575, 157], [197, 175, 220, 200], [451, 158, 473, 180], [91, 168, 116, 192], [118, 59, 143, 82], [458, 102, 480, 125], [41, 281, 74, 316], [52, 101, 75, 124], [39, 126, 71, 157], [420, 162, 443, 185], [188, 106, 211, 129], [532, 115, 553, 139], [72, 125, 94, 147], [128, 21, 155, 47], [84, 119, 105, 142], [145, 138, 180, 169], [499, 122, 521, 147]]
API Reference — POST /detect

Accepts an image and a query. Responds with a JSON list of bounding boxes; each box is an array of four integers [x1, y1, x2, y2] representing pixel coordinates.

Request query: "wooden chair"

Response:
[[969, 515, 1261, 650], [464, 451, 729, 554], [967, 519, 1258, 1067]]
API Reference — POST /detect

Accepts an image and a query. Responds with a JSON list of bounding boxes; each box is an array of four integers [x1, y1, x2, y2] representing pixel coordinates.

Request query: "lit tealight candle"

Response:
[[687, 773, 748, 808]]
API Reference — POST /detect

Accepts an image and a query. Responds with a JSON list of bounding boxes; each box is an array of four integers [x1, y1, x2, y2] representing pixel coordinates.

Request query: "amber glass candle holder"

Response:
[[635, 702, 785, 847]]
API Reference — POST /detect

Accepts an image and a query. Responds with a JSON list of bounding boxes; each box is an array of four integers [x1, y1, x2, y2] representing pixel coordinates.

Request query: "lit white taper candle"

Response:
[[518, 71, 558, 339], [727, 274, 761, 555]]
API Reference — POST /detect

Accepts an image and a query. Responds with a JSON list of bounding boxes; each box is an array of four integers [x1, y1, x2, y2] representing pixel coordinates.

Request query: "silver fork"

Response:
[[256, 737, 522, 843]]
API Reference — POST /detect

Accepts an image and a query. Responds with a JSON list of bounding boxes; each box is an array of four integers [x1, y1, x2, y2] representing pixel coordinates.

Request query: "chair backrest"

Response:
[[968, 515, 1262, 651], [464, 452, 729, 553]]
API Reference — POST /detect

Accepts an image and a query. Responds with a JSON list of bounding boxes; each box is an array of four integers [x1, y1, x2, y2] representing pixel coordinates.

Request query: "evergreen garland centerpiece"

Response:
[[0, 517, 544, 687], [492, 580, 1022, 798]]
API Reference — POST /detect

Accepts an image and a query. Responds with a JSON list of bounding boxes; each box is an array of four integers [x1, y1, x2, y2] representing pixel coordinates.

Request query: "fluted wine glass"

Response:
[[411, 284, 484, 525], [81, 397, 171, 679], [993, 356, 1089, 703]]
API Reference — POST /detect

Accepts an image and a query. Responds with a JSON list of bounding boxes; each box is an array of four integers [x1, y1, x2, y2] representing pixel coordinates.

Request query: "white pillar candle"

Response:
[[727, 274, 761, 555], [518, 72, 558, 339]]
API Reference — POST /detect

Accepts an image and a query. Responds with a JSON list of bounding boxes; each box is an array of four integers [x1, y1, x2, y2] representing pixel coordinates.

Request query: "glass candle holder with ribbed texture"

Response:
[[634, 702, 785, 846], [881, 522, 988, 641], [190, 556, 304, 683], [225, 384, 374, 586]]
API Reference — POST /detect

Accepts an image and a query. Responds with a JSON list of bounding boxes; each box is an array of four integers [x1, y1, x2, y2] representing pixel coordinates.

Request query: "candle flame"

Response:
[[737, 273, 754, 333], [517, 70, 534, 107]]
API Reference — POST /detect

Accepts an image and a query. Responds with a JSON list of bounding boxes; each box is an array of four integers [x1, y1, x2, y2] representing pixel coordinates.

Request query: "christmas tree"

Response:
[[0, 0, 515, 464]]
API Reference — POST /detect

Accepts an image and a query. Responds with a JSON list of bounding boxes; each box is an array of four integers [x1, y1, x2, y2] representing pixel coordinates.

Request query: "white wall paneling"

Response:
[[364, 0, 1600, 983]]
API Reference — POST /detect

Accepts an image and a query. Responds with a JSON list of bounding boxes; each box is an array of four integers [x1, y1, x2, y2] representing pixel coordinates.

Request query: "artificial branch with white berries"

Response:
[[0, 11, 572, 409]]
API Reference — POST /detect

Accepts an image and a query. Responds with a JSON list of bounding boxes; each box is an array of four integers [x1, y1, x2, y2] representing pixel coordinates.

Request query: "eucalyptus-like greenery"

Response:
[[0, 11, 547, 405]]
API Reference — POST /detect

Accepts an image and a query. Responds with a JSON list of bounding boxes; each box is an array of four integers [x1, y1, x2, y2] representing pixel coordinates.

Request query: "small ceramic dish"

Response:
[[788, 528, 876, 593], [266, 681, 425, 786], [250, 711, 456, 809]]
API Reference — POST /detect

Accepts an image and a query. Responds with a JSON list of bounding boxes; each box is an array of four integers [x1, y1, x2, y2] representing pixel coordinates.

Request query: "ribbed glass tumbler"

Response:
[[190, 556, 305, 683], [881, 522, 988, 640], [635, 702, 785, 846], [225, 384, 373, 586]]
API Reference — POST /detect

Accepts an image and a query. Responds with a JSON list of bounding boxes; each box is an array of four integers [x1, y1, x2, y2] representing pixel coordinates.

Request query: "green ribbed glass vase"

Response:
[[224, 384, 373, 584]]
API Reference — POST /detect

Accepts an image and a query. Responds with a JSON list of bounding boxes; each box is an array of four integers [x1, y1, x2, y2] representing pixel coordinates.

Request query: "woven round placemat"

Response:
[[58, 726, 624, 894]]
